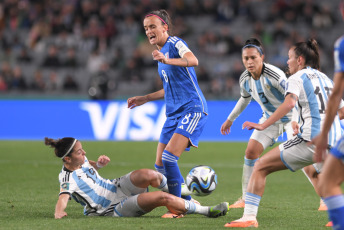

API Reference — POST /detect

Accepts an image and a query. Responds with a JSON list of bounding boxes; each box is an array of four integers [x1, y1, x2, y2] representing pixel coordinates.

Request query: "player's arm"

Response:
[[243, 93, 297, 130], [55, 193, 70, 219], [220, 96, 251, 135], [152, 40, 198, 67], [89, 155, 111, 170], [128, 89, 165, 109]]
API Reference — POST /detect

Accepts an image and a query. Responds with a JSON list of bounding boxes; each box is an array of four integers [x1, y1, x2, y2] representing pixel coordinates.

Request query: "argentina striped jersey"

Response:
[[158, 36, 208, 118], [58, 157, 126, 216], [286, 67, 343, 145], [239, 63, 291, 123]]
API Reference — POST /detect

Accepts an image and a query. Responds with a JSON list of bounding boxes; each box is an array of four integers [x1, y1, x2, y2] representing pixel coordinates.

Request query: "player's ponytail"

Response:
[[293, 38, 320, 70], [45, 137, 77, 160]]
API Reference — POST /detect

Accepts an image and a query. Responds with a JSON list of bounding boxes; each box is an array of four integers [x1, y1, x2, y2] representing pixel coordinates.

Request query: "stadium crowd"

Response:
[[0, 0, 342, 99]]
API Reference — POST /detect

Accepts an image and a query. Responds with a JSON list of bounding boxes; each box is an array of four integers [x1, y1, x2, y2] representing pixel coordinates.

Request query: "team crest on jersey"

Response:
[[265, 84, 270, 90], [280, 80, 286, 89], [60, 182, 70, 192], [164, 52, 169, 59]]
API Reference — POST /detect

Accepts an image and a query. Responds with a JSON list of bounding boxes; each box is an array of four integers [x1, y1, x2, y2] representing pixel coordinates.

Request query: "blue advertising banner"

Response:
[[0, 100, 270, 141]]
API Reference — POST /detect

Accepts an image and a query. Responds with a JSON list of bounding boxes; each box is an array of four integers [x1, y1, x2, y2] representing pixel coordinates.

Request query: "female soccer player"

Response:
[[311, 2, 344, 228], [127, 10, 208, 218], [224, 39, 344, 228], [220, 38, 297, 208], [46, 137, 228, 219]]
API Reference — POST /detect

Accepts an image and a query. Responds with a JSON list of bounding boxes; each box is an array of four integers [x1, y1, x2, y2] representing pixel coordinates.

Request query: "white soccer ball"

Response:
[[185, 165, 217, 196]]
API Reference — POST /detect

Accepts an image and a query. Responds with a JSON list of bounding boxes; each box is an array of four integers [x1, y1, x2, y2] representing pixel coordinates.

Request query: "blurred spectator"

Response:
[[62, 47, 78, 68], [87, 49, 105, 73], [197, 66, 211, 83], [31, 70, 46, 91], [0, 74, 8, 91], [42, 45, 61, 68], [10, 66, 27, 91], [47, 71, 60, 91], [63, 74, 79, 91], [1, 61, 13, 84], [17, 47, 32, 63], [88, 62, 112, 100]]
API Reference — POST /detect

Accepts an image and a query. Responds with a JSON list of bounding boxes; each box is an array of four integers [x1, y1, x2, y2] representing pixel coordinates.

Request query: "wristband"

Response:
[[96, 162, 104, 168]]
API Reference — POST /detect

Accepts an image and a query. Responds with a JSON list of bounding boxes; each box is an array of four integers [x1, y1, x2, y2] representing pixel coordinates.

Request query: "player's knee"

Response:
[[156, 191, 175, 205], [245, 148, 260, 159]]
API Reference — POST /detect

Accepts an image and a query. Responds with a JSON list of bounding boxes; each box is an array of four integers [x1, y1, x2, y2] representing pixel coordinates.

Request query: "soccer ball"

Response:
[[185, 165, 217, 196]]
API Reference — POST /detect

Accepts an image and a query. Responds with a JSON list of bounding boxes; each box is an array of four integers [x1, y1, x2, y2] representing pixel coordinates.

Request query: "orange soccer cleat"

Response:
[[325, 221, 333, 227], [224, 216, 258, 228], [318, 199, 328, 211], [229, 197, 245, 208], [161, 211, 184, 218]]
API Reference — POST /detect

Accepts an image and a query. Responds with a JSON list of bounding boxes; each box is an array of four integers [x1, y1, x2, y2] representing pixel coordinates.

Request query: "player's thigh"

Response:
[[116, 172, 148, 196], [254, 146, 287, 175]]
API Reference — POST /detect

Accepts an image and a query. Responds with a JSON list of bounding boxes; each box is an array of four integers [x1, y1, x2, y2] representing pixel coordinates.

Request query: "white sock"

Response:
[[185, 200, 208, 215], [243, 192, 261, 217], [242, 157, 259, 200], [157, 173, 169, 192]]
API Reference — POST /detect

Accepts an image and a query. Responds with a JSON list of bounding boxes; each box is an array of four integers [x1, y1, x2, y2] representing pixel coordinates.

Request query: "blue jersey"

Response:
[[334, 35, 344, 73], [158, 36, 208, 118]]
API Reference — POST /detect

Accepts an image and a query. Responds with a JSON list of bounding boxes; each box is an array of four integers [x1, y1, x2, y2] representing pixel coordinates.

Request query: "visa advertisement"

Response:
[[0, 100, 275, 141]]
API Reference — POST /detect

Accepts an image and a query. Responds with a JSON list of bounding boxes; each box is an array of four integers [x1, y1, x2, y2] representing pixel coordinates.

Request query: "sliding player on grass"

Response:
[[46, 137, 228, 219], [225, 39, 344, 228]]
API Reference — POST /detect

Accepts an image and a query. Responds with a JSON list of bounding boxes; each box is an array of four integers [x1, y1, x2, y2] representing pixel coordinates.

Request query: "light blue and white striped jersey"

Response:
[[334, 35, 344, 73], [58, 157, 126, 216], [239, 63, 291, 123], [158, 36, 208, 118], [286, 67, 343, 145]]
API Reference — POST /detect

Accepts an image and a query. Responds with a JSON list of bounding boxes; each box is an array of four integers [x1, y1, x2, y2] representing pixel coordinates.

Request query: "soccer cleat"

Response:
[[181, 183, 193, 196], [224, 216, 258, 228], [229, 197, 245, 208], [161, 211, 184, 218], [318, 199, 328, 211], [207, 202, 229, 218], [325, 221, 333, 227]]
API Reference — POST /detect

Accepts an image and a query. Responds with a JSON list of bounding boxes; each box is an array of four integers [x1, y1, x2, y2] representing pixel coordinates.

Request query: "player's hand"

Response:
[[127, 96, 148, 109], [291, 121, 299, 136], [152, 50, 168, 64], [220, 119, 233, 135], [309, 134, 328, 163], [97, 155, 110, 168], [55, 211, 67, 219], [242, 121, 264, 131]]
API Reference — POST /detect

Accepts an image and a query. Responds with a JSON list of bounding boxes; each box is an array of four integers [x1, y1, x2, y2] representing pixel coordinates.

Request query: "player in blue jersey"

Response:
[[224, 39, 344, 228], [311, 2, 344, 228], [46, 137, 229, 219], [220, 38, 321, 209], [127, 10, 208, 218]]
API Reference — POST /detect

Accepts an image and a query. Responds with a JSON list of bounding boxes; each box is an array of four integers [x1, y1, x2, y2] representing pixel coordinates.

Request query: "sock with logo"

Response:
[[162, 150, 183, 197]]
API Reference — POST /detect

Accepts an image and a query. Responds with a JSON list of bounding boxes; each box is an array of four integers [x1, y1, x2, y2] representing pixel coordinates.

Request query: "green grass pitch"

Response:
[[0, 141, 331, 229]]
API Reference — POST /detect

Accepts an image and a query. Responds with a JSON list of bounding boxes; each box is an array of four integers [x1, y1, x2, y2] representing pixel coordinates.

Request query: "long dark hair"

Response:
[[45, 137, 77, 160], [145, 9, 173, 36], [293, 38, 320, 70]]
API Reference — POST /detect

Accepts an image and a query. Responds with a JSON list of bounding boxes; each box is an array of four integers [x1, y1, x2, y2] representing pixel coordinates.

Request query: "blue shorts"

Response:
[[330, 136, 344, 162], [159, 112, 207, 150]]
